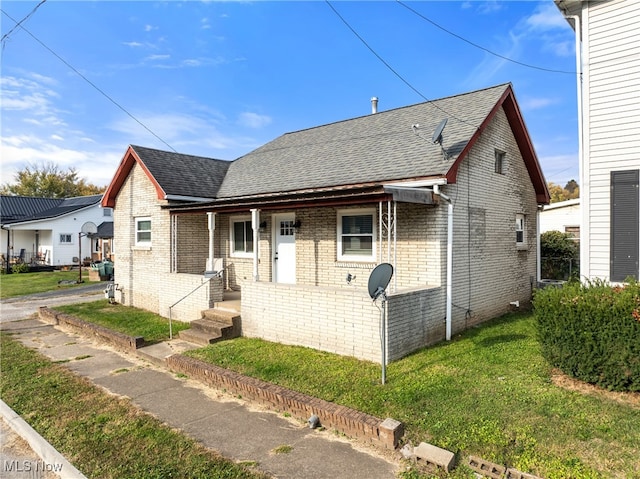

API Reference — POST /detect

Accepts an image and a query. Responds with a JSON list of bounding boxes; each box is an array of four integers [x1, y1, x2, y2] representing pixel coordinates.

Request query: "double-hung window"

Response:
[[515, 214, 526, 248], [337, 209, 376, 262], [135, 217, 152, 246], [59, 233, 72, 245], [231, 217, 254, 257]]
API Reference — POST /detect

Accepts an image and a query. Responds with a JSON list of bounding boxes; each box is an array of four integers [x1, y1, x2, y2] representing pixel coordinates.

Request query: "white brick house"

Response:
[[102, 83, 550, 363], [555, 0, 640, 282]]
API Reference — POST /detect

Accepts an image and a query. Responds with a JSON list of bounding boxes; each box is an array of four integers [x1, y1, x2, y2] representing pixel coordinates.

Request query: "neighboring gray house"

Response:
[[102, 83, 550, 363], [1, 194, 113, 270], [555, 0, 640, 282]]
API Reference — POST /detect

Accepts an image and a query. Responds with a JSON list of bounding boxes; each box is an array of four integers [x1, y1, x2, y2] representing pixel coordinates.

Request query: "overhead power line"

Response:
[[0, 8, 177, 153], [1, 0, 47, 47], [396, 0, 576, 75], [325, 0, 478, 130]]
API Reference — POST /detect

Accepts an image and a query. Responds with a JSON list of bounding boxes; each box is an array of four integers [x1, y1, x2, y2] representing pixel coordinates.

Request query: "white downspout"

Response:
[[536, 206, 541, 283], [566, 14, 585, 280], [251, 209, 260, 281], [206, 212, 216, 272], [434, 185, 453, 341]]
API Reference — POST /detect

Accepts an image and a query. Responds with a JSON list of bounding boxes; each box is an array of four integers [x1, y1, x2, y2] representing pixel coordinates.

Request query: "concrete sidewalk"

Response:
[[1, 303, 399, 478]]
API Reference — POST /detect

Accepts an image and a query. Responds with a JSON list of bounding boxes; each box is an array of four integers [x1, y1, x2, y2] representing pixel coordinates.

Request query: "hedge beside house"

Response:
[[533, 280, 640, 392]]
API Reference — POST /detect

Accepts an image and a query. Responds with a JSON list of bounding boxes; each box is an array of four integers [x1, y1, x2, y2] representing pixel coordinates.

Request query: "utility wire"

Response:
[[325, 0, 478, 130], [396, 0, 576, 75], [1, 0, 47, 47], [1, 9, 177, 153]]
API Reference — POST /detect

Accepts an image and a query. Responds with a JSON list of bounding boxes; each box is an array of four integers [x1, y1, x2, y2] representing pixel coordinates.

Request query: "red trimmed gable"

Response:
[[101, 145, 166, 208], [445, 85, 550, 205]]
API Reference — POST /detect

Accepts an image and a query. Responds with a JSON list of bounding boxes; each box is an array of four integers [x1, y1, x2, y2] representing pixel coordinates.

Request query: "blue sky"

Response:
[[1, 0, 579, 189]]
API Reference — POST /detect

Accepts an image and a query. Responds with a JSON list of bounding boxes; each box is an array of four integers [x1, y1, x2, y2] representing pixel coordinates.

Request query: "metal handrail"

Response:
[[168, 277, 213, 339]]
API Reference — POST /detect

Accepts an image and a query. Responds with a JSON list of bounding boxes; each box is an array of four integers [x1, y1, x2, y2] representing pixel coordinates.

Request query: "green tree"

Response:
[[547, 180, 579, 203], [540, 230, 579, 280], [0, 162, 105, 198]]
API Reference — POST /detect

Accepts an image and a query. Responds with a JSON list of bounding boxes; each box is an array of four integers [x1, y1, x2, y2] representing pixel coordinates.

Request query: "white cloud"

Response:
[[144, 24, 157, 32], [477, 1, 502, 15], [520, 96, 558, 110], [146, 54, 171, 61], [238, 112, 272, 129], [0, 134, 122, 187], [50, 134, 64, 141], [525, 3, 569, 31], [123, 41, 144, 48]]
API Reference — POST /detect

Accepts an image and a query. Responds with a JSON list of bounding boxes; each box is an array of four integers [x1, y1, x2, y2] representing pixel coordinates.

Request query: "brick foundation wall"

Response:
[[166, 354, 403, 449], [38, 306, 144, 351], [241, 281, 384, 362], [386, 287, 446, 362], [241, 281, 443, 363]]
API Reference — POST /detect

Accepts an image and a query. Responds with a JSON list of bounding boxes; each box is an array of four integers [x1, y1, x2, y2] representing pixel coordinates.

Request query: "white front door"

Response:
[[273, 213, 296, 284]]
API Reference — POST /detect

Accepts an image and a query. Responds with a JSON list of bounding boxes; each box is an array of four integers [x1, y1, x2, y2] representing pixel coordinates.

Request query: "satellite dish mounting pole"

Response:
[[368, 263, 393, 385], [377, 287, 388, 385]]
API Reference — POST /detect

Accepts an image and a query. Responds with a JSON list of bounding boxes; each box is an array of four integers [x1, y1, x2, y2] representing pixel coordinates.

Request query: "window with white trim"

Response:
[[230, 217, 254, 257], [59, 233, 72, 244], [337, 209, 376, 262], [103, 208, 113, 217], [135, 217, 152, 246], [516, 214, 526, 246]]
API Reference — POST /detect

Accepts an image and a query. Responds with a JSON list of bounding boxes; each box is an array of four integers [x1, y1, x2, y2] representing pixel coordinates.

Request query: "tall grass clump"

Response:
[[533, 279, 640, 392]]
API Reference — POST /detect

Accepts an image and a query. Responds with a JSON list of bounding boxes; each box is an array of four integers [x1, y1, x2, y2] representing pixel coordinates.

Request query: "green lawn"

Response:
[[185, 313, 640, 479], [14, 294, 640, 478], [0, 335, 267, 479], [0, 270, 84, 299], [55, 300, 190, 343]]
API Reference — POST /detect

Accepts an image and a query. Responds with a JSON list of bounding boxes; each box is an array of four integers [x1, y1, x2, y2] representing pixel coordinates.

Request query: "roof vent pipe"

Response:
[[371, 97, 378, 114]]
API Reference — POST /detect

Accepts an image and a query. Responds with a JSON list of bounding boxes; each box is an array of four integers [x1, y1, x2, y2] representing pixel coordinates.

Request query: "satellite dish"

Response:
[[81, 221, 98, 235], [368, 263, 394, 300], [432, 118, 448, 145]]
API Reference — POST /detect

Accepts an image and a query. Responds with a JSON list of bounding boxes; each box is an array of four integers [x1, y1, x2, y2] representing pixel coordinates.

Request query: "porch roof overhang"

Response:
[[166, 178, 443, 215], [166, 184, 392, 215]]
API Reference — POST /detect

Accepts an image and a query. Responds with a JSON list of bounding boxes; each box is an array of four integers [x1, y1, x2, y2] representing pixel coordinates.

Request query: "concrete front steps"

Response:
[[179, 309, 241, 346]]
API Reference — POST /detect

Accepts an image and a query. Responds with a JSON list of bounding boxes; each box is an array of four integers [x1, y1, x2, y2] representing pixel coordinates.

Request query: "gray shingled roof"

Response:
[[216, 84, 509, 198], [1, 195, 102, 224], [130, 145, 230, 199]]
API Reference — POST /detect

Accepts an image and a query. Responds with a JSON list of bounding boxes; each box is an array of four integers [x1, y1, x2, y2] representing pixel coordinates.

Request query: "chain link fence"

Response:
[[541, 256, 580, 281]]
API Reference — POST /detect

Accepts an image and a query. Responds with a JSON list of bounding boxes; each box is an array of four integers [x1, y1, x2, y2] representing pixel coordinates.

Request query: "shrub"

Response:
[[534, 279, 640, 392], [540, 230, 579, 280], [11, 263, 30, 274]]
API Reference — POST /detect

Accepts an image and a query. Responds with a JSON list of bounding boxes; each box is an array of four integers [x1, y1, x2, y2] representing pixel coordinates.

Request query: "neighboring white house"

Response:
[[540, 199, 580, 238], [556, 0, 640, 282], [1, 195, 113, 270]]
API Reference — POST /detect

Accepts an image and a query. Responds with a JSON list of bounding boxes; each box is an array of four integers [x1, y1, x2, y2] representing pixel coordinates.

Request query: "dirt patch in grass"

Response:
[[551, 369, 640, 409]]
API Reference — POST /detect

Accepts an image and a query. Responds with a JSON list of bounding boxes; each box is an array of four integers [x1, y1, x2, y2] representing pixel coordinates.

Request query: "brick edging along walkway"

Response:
[[37, 307, 404, 450], [166, 354, 403, 450], [39, 307, 144, 350]]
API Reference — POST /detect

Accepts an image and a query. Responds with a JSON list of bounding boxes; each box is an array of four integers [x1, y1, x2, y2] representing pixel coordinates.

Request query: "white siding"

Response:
[[582, 0, 640, 280], [3, 204, 110, 266], [540, 200, 580, 234]]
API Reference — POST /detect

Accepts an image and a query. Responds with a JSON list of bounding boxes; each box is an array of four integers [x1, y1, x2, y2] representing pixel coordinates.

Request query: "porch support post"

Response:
[[393, 201, 397, 292], [251, 208, 260, 281], [378, 202, 383, 263], [387, 200, 391, 263], [206, 212, 216, 272]]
